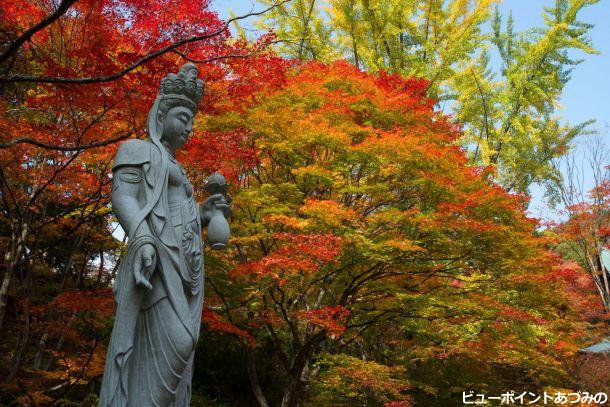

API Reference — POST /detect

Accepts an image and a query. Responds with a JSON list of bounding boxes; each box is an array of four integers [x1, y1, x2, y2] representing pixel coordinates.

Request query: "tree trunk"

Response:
[[4, 308, 31, 383], [0, 220, 28, 332], [43, 312, 74, 371], [58, 229, 86, 292], [599, 259, 610, 312], [280, 375, 301, 407], [33, 329, 49, 369], [280, 332, 326, 407], [0, 265, 13, 333], [246, 347, 270, 407], [96, 249, 105, 286], [280, 360, 312, 407], [587, 254, 610, 313]]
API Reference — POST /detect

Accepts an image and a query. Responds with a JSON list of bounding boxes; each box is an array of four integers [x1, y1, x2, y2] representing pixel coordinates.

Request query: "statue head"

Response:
[[147, 62, 205, 151]]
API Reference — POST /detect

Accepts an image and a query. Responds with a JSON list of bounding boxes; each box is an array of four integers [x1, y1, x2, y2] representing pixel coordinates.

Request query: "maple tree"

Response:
[[546, 138, 610, 395], [549, 137, 610, 313], [196, 61, 591, 405], [553, 185, 610, 312]]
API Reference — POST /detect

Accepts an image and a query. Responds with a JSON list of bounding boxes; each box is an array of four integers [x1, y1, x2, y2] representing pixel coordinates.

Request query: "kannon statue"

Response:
[[99, 63, 230, 406]]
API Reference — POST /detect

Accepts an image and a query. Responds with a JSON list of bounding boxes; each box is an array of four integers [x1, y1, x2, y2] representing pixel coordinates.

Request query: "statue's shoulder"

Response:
[[113, 138, 154, 170]]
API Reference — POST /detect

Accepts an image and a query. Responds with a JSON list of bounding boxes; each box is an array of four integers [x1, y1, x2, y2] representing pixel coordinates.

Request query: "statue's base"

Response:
[[209, 243, 227, 250]]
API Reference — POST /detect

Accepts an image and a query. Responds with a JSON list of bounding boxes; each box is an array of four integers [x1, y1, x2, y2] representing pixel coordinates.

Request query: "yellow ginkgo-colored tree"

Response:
[[255, 0, 599, 194]]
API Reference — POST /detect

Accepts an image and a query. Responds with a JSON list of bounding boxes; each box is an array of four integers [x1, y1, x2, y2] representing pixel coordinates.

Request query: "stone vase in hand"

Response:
[[201, 173, 231, 250]]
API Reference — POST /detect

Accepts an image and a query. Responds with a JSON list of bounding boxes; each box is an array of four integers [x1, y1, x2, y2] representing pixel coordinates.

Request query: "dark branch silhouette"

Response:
[[0, 131, 132, 151], [0, 0, 292, 84], [171, 40, 276, 65], [0, 0, 79, 65]]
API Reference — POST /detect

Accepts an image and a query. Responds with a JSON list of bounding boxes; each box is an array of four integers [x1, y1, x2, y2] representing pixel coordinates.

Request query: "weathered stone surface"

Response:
[[99, 63, 230, 406]]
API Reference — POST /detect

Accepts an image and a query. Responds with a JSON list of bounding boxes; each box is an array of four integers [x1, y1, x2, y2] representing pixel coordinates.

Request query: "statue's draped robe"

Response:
[[99, 139, 204, 406]]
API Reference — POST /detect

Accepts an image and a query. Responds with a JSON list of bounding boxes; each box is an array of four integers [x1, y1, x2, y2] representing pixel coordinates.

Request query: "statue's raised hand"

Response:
[[201, 193, 231, 221], [201, 193, 231, 250], [134, 243, 156, 290]]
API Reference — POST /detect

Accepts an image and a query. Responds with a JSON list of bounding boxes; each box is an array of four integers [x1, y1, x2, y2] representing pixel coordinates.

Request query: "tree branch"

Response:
[[0, 0, 79, 65], [0, 131, 133, 151], [0, 0, 292, 84]]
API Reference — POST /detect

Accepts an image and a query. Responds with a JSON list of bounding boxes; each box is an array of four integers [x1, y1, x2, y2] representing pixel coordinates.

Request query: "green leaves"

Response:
[[195, 60, 589, 402], [454, 1, 599, 193], [255, 0, 598, 194]]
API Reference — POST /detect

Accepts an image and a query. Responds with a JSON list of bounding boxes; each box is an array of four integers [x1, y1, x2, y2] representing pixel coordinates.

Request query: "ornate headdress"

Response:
[[147, 62, 205, 141], [158, 62, 205, 112]]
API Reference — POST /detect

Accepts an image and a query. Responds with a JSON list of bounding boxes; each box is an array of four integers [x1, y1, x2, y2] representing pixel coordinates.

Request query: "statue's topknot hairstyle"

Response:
[[158, 62, 204, 113]]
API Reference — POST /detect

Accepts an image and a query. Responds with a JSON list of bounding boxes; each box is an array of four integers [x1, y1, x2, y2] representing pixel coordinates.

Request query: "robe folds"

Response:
[[99, 139, 204, 407]]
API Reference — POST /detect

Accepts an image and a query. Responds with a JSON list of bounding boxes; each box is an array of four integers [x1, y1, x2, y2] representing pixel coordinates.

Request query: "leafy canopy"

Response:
[[199, 61, 586, 404], [254, 0, 599, 193]]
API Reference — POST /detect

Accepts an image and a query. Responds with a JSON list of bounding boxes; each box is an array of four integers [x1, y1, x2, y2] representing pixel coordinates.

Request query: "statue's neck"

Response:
[[161, 140, 176, 158]]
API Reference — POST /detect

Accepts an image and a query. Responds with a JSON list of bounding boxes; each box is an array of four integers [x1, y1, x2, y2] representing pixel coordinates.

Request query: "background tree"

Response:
[[0, 1, 605, 405], [255, 0, 599, 194], [550, 135, 610, 313], [196, 61, 590, 406]]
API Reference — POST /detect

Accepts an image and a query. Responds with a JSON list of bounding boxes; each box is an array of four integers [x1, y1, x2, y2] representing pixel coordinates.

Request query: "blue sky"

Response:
[[209, 0, 610, 220], [495, 0, 610, 219], [498, 1, 610, 130], [210, 0, 610, 130]]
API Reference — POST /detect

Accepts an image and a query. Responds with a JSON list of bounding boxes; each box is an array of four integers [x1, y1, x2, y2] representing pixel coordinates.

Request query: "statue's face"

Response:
[[159, 105, 194, 151]]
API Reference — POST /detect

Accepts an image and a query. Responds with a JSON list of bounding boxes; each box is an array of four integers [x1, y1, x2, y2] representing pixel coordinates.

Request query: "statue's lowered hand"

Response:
[[134, 243, 156, 290]]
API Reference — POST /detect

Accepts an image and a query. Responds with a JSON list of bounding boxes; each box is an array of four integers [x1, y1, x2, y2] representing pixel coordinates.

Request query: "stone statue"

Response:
[[99, 63, 230, 406]]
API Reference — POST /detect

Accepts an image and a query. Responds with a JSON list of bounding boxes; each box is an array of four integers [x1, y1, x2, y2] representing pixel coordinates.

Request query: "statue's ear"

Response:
[[156, 111, 163, 128]]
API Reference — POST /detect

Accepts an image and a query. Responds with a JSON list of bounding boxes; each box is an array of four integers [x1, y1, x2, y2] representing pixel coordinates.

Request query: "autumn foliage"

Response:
[[0, 1, 605, 406], [0, 0, 283, 404], [195, 61, 598, 405]]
